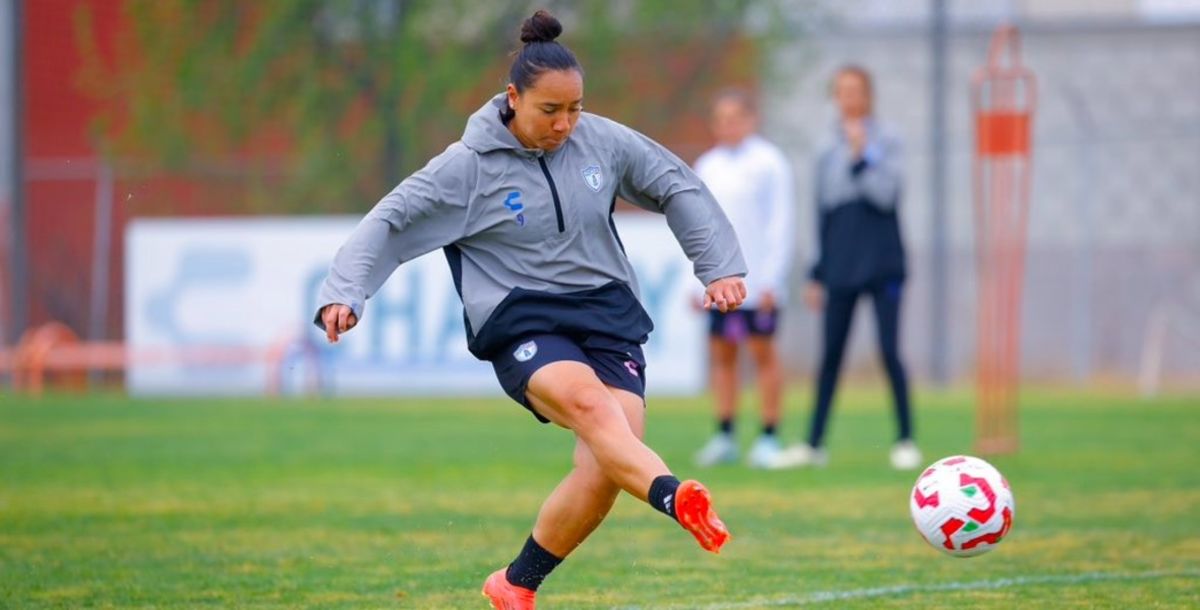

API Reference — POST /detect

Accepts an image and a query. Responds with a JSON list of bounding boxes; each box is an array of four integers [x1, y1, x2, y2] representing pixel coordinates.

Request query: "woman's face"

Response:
[[833, 71, 872, 120], [507, 69, 584, 151], [710, 98, 756, 148]]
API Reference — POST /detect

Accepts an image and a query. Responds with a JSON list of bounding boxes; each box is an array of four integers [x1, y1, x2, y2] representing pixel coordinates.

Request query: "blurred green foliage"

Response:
[[74, 0, 791, 214]]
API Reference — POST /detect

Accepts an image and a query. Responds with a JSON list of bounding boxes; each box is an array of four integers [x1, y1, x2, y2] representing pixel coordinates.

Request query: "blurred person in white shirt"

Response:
[[692, 89, 796, 468]]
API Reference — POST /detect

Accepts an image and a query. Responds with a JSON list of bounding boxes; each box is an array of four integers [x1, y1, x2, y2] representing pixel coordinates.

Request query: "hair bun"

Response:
[[520, 10, 562, 44]]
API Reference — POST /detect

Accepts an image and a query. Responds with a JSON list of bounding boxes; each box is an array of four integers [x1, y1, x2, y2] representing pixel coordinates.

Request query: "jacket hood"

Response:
[[462, 93, 530, 155]]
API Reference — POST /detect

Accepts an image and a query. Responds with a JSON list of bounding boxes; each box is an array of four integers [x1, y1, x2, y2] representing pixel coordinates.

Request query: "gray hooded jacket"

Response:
[[314, 93, 747, 359]]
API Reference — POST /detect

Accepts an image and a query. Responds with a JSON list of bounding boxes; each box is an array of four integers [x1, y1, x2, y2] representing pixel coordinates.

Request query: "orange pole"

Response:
[[972, 25, 1035, 454]]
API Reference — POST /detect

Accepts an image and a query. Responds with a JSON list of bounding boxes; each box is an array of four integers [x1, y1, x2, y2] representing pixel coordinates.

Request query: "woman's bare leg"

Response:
[[525, 361, 668, 501], [484, 362, 730, 606], [531, 385, 645, 557]]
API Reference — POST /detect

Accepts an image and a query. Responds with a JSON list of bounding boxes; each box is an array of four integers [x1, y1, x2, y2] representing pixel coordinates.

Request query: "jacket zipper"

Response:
[[537, 157, 566, 233]]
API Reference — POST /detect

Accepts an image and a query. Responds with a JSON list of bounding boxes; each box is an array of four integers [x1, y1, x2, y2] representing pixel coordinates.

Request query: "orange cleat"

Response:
[[675, 479, 731, 553], [482, 568, 537, 610]]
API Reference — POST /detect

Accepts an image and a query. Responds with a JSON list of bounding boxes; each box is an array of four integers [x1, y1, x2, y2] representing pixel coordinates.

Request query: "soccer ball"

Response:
[[910, 455, 1014, 557]]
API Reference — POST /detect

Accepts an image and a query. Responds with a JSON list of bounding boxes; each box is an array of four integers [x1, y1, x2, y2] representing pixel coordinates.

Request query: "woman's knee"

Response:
[[710, 339, 738, 366], [747, 338, 779, 367], [559, 384, 624, 431]]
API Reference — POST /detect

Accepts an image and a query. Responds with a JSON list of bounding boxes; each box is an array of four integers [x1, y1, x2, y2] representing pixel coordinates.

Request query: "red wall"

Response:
[[23, 0, 124, 337]]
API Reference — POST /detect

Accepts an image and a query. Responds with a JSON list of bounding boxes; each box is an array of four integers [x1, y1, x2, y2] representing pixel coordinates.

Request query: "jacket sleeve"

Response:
[[612, 124, 748, 286], [312, 145, 475, 328], [808, 154, 826, 284]]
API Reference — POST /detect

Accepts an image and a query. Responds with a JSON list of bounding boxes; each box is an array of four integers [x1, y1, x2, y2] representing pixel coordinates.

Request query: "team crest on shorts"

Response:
[[581, 165, 602, 192], [514, 340, 538, 362]]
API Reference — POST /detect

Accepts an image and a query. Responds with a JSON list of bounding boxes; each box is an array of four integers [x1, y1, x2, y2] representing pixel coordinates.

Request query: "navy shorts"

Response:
[[491, 334, 647, 423], [708, 308, 779, 341]]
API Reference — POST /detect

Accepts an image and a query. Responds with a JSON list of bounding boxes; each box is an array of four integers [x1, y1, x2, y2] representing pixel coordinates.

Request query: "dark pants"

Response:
[[808, 279, 912, 448]]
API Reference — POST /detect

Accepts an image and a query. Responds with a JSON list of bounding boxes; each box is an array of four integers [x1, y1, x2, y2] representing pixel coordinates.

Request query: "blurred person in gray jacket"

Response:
[[314, 10, 745, 608], [771, 65, 921, 471]]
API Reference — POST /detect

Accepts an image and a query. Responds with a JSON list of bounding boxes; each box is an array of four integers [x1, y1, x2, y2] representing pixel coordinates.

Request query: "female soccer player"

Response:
[[314, 10, 746, 609]]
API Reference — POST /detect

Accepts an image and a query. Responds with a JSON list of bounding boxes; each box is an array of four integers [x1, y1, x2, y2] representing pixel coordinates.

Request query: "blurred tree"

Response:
[[75, 0, 788, 214]]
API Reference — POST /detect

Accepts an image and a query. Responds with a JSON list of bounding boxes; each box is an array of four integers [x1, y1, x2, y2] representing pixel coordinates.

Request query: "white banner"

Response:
[[125, 215, 706, 396]]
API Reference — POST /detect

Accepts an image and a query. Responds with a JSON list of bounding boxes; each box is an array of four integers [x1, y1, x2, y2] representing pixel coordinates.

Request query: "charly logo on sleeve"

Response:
[[581, 165, 603, 192], [504, 191, 526, 226]]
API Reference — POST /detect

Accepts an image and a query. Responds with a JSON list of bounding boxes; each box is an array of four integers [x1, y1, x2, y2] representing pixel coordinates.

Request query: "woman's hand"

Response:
[[320, 303, 358, 343], [703, 277, 747, 313], [803, 281, 824, 312]]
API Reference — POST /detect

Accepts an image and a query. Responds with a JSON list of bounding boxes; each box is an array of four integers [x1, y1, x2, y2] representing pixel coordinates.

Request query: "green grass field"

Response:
[[2, 387, 1198, 608]]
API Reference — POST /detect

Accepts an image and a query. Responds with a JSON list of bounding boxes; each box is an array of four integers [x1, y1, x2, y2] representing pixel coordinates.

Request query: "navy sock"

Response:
[[505, 535, 562, 592], [718, 418, 734, 435], [648, 474, 681, 521]]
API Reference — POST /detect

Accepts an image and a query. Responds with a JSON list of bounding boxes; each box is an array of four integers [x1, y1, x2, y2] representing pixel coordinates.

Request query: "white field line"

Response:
[[621, 568, 1200, 610]]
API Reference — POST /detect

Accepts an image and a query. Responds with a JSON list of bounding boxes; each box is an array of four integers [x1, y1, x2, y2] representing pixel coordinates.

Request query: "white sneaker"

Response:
[[694, 434, 738, 467], [746, 435, 782, 469], [766, 443, 828, 470], [890, 440, 923, 470]]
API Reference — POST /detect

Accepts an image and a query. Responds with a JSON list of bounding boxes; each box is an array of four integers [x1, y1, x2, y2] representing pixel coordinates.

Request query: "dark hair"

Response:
[[712, 87, 758, 116], [500, 10, 582, 124]]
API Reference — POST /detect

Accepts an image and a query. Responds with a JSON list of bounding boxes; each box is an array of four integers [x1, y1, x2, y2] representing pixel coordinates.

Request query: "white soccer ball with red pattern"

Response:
[[910, 455, 1014, 557]]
